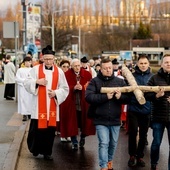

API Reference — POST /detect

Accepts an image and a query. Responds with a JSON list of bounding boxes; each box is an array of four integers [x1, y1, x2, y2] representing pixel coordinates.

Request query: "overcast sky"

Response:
[[0, 0, 16, 9], [0, 0, 41, 10], [1, 0, 170, 12]]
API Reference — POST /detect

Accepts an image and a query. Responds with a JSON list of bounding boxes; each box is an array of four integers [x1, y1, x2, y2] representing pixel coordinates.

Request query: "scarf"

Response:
[[38, 64, 58, 128]]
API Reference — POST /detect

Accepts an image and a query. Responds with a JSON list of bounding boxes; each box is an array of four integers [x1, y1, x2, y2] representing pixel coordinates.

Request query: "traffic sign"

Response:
[[27, 43, 38, 54], [3, 22, 19, 38]]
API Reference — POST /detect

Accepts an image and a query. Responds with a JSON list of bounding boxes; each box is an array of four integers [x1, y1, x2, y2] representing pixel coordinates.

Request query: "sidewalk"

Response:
[[0, 84, 29, 170]]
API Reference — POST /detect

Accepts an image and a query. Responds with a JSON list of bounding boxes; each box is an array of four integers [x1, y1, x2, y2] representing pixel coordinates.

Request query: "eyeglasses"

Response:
[[62, 65, 69, 68]]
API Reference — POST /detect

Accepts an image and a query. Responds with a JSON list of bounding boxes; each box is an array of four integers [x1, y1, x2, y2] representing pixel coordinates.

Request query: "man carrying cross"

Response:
[[100, 54, 170, 170], [145, 54, 170, 170], [127, 55, 153, 168], [85, 58, 130, 170]]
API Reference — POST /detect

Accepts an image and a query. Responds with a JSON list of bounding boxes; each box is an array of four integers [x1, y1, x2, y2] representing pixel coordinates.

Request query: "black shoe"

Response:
[[27, 115, 31, 119], [6, 97, 14, 100], [150, 165, 157, 170], [137, 158, 145, 167], [22, 115, 28, 121], [44, 155, 53, 160], [72, 143, 78, 150], [79, 138, 85, 148], [7, 96, 14, 100], [128, 156, 136, 167], [33, 153, 39, 157]]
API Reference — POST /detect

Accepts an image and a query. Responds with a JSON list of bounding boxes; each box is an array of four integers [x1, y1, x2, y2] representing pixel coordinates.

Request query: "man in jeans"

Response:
[[145, 54, 170, 170], [85, 58, 129, 170]]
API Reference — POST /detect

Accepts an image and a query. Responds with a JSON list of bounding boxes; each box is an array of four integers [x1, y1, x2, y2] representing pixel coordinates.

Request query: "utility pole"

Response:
[[52, 9, 67, 51], [21, 0, 27, 53]]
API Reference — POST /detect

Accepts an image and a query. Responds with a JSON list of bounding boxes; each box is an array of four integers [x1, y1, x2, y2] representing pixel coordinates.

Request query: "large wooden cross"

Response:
[[101, 64, 170, 105]]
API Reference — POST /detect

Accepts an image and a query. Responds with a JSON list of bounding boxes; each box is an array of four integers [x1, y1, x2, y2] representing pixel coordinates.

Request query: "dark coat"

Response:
[[145, 68, 170, 122], [85, 70, 130, 126], [60, 68, 95, 137], [127, 66, 153, 114]]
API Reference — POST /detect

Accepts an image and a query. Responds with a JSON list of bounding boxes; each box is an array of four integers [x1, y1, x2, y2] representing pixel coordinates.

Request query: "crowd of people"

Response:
[[2, 46, 170, 170]]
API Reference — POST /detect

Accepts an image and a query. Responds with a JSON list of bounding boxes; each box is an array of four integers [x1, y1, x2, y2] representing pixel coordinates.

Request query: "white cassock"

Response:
[[24, 64, 69, 121], [114, 70, 124, 79], [91, 67, 97, 78], [15, 67, 33, 115], [85, 65, 97, 78]]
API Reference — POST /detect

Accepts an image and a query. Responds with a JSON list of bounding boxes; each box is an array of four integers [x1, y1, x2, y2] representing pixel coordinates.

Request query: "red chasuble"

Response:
[[38, 64, 58, 129]]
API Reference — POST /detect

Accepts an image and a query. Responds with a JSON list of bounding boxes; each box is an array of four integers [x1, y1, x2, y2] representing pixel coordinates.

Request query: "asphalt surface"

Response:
[[0, 84, 28, 170], [0, 83, 169, 170], [16, 126, 169, 170]]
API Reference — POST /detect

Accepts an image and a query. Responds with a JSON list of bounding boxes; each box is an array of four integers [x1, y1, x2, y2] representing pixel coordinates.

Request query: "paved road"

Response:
[[0, 83, 169, 170], [16, 124, 169, 170]]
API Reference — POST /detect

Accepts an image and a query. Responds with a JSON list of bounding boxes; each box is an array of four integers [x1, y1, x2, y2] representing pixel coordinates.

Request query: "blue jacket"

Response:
[[127, 66, 153, 114]]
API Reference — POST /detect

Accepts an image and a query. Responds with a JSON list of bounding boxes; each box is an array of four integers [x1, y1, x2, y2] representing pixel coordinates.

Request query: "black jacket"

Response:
[[145, 68, 170, 122], [85, 70, 130, 126]]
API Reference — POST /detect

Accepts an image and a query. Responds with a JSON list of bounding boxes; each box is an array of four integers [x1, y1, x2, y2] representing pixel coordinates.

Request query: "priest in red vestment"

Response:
[[60, 58, 95, 150]]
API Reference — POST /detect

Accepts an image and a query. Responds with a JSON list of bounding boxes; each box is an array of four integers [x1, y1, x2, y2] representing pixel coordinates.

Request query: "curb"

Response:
[[2, 121, 29, 170]]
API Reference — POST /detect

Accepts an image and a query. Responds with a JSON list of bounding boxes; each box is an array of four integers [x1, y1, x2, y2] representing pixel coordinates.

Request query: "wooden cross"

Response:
[[101, 64, 170, 105]]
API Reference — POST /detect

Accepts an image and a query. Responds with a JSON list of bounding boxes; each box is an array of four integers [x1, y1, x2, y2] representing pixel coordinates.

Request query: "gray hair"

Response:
[[70, 58, 80, 66], [89, 59, 94, 63]]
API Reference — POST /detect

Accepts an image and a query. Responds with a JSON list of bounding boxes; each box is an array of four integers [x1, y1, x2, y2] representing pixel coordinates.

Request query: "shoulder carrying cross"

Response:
[[101, 64, 170, 105]]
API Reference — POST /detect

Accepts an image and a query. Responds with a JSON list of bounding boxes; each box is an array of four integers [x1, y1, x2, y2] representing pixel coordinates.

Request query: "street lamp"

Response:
[[72, 25, 90, 60], [42, 26, 52, 45], [157, 34, 160, 47], [129, 39, 132, 50], [72, 35, 80, 59], [78, 26, 81, 60], [52, 9, 67, 51], [83, 31, 91, 54]]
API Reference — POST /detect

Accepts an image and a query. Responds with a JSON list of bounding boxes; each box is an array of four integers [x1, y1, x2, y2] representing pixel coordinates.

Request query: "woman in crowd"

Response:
[[59, 60, 71, 142]]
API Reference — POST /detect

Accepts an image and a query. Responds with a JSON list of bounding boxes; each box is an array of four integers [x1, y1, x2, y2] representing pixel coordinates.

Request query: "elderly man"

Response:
[[60, 58, 95, 150], [24, 46, 69, 160]]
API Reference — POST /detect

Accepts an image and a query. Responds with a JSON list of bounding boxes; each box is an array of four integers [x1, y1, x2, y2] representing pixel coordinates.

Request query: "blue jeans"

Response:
[[96, 125, 120, 169], [150, 122, 170, 170]]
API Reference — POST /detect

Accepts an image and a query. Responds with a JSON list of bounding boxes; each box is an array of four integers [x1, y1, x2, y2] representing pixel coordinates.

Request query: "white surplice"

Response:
[[15, 67, 33, 115], [24, 64, 69, 121]]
